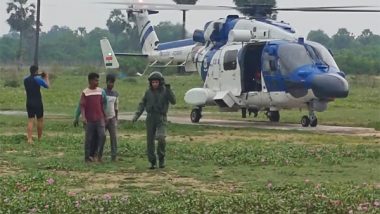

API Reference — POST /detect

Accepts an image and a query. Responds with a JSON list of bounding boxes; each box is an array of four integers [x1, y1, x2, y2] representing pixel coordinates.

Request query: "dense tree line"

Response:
[[307, 29, 380, 74], [0, 22, 184, 65], [2, 25, 379, 75], [1, 2, 184, 66]]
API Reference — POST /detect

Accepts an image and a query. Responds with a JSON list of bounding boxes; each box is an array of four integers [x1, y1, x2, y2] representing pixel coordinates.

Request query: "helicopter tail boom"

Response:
[[134, 10, 160, 55]]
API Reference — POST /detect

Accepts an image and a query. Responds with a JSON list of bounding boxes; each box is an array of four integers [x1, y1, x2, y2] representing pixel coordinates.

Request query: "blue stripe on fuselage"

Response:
[[200, 48, 218, 81], [157, 39, 195, 51], [140, 26, 154, 48], [139, 21, 151, 41]]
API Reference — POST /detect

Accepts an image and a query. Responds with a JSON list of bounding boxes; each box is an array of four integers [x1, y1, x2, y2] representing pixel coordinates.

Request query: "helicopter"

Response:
[[100, 2, 380, 127]]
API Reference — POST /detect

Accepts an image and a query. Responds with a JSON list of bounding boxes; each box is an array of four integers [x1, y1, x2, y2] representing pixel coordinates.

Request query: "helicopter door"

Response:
[[220, 48, 241, 95], [240, 43, 265, 93], [262, 44, 286, 92]]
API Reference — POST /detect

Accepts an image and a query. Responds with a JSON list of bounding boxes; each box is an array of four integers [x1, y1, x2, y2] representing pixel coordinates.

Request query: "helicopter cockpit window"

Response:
[[306, 41, 339, 69], [278, 43, 313, 75], [223, 50, 238, 70], [262, 52, 277, 74], [269, 59, 277, 71]]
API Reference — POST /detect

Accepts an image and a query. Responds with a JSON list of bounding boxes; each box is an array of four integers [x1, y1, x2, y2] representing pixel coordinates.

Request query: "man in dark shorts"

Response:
[[24, 65, 50, 144]]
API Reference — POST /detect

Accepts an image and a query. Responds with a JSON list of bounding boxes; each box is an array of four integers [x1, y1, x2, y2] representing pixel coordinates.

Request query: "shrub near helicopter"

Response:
[[100, 2, 380, 127]]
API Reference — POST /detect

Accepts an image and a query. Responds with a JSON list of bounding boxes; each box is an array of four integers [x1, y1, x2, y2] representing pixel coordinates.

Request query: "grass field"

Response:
[[0, 68, 379, 212], [0, 68, 379, 128]]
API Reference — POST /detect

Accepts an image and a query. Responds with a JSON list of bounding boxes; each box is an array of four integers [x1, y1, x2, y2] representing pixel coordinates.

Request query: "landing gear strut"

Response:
[[190, 107, 202, 123], [301, 107, 318, 127]]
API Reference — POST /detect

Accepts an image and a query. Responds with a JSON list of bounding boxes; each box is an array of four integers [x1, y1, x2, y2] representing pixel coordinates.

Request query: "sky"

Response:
[[1, 0, 380, 37]]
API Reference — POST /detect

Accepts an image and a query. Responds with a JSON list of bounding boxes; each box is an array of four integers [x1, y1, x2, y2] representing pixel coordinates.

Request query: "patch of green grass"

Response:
[[1, 117, 379, 187], [0, 68, 202, 114], [0, 171, 379, 213]]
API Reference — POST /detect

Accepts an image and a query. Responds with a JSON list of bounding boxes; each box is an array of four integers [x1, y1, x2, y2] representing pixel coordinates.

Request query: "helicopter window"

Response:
[[269, 60, 277, 71], [278, 43, 313, 74], [262, 52, 277, 74], [305, 45, 319, 61], [223, 50, 238, 70], [306, 41, 339, 69]]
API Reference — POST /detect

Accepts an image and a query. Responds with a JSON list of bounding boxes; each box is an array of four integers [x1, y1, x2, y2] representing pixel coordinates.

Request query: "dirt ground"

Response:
[[56, 170, 241, 195]]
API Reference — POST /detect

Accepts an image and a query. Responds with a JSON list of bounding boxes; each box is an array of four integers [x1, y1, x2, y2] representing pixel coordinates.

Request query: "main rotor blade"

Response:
[[277, 5, 376, 10], [274, 8, 380, 12], [98, 2, 380, 13], [97, 2, 235, 10]]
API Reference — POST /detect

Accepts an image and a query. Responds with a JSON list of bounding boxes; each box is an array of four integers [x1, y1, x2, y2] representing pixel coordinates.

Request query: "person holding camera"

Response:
[[132, 71, 176, 169], [24, 65, 50, 144]]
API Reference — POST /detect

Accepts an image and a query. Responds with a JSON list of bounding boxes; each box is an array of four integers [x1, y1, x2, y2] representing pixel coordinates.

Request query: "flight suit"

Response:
[[133, 72, 176, 168]]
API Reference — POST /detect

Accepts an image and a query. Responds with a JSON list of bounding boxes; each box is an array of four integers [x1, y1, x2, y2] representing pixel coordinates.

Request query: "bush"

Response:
[[119, 57, 147, 77], [69, 65, 102, 76], [3, 79, 20, 88]]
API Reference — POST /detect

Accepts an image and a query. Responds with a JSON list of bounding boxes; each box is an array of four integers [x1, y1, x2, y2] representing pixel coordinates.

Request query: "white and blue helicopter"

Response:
[[100, 2, 380, 127]]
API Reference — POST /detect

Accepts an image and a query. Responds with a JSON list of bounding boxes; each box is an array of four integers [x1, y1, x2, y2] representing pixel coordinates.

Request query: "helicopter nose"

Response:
[[311, 73, 349, 98]]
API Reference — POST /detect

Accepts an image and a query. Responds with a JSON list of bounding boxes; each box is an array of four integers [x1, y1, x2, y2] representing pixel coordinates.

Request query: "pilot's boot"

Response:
[[158, 156, 165, 168], [149, 160, 156, 170]]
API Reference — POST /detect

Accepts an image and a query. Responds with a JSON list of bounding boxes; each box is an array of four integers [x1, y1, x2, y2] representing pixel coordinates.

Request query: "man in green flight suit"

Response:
[[132, 71, 176, 169]]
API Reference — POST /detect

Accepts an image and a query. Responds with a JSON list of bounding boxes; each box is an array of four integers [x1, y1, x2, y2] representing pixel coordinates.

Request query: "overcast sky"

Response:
[[1, 0, 380, 37]]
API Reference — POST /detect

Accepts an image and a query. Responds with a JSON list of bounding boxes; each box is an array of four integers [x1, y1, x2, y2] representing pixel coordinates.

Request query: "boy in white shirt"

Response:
[[103, 74, 119, 161]]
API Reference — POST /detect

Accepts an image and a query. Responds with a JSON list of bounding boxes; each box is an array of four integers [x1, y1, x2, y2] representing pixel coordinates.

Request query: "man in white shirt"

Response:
[[103, 74, 119, 161]]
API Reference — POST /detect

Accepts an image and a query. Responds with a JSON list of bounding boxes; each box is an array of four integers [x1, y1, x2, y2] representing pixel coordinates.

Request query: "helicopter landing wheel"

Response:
[[267, 110, 280, 122], [301, 115, 310, 127], [190, 108, 202, 123], [310, 117, 318, 127]]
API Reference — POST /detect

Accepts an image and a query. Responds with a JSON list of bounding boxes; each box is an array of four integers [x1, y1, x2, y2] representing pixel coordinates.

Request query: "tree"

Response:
[[6, 0, 36, 69], [155, 21, 184, 42], [332, 28, 355, 49], [84, 27, 112, 61], [0, 34, 18, 63], [118, 26, 139, 52], [307, 30, 331, 47], [233, 0, 276, 18], [34, 0, 40, 66], [77, 27, 87, 37], [172, 0, 198, 39], [106, 9, 127, 44], [39, 26, 82, 64], [357, 29, 380, 46]]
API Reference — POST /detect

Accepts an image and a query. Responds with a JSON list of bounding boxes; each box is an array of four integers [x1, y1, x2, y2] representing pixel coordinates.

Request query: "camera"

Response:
[[38, 72, 47, 78]]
